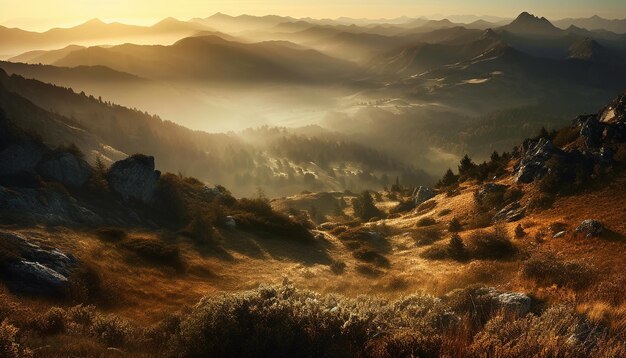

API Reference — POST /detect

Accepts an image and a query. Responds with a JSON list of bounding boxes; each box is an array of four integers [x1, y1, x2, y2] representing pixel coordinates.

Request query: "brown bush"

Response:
[[520, 254, 596, 290], [352, 248, 389, 268], [329, 260, 346, 275], [120, 237, 182, 268], [416, 217, 436, 227], [413, 227, 442, 246], [466, 225, 516, 260], [94, 227, 127, 242]]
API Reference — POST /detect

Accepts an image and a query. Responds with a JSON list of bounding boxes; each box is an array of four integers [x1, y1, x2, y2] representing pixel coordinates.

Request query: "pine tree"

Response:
[[448, 234, 465, 259]]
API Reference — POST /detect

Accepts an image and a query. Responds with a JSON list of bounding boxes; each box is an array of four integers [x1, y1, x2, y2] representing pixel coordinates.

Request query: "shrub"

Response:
[[90, 315, 135, 347], [520, 254, 596, 290], [448, 218, 462, 232], [421, 245, 449, 260], [352, 248, 389, 268], [413, 227, 442, 246], [120, 237, 182, 268], [447, 234, 466, 260], [466, 212, 493, 229], [390, 200, 415, 214], [469, 305, 619, 357], [438, 209, 452, 216], [94, 227, 127, 242], [416, 217, 436, 227], [0, 320, 31, 358], [527, 192, 555, 210], [37, 307, 66, 335], [329, 260, 346, 275], [352, 191, 384, 221], [169, 284, 454, 357], [69, 263, 105, 303], [466, 225, 516, 260]]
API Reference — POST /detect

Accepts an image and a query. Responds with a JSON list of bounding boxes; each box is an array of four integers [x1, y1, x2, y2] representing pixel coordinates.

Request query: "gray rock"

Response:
[[38, 152, 91, 188], [0, 143, 44, 176], [224, 216, 237, 229], [575, 219, 603, 237], [493, 201, 525, 222], [553, 231, 566, 238], [107, 155, 160, 203], [4, 261, 69, 296], [496, 292, 532, 315], [413, 186, 436, 206], [476, 287, 532, 316], [515, 138, 555, 183], [0, 185, 101, 225], [0, 231, 77, 296]]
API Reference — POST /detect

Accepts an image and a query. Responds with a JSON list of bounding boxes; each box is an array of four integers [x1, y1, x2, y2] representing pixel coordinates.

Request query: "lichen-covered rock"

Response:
[[575, 219, 603, 237], [107, 154, 160, 203], [38, 152, 91, 188], [514, 138, 555, 183], [495, 292, 532, 315], [413, 186, 436, 205]]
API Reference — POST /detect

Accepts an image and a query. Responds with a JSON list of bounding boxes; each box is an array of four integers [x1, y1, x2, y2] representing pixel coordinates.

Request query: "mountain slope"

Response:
[[553, 15, 626, 34], [52, 35, 353, 82], [0, 18, 213, 57]]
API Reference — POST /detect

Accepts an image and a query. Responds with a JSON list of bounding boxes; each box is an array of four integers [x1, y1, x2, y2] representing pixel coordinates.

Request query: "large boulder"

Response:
[[107, 154, 160, 203], [38, 152, 91, 188], [413, 186, 436, 206], [0, 231, 77, 296], [514, 138, 555, 183], [575, 219, 603, 238]]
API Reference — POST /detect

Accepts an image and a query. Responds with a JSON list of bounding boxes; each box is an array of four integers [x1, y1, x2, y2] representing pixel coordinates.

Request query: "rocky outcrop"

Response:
[[0, 185, 101, 225], [413, 186, 436, 205], [514, 138, 556, 183], [107, 154, 160, 203], [575, 219, 603, 237], [600, 91, 626, 123], [493, 201, 525, 222], [0, 231, 77, 296], [38, 152, 91, 188]]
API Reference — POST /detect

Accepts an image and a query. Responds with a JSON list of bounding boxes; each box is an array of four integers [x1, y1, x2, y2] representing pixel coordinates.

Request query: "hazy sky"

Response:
[[1, 0, 625, 31]]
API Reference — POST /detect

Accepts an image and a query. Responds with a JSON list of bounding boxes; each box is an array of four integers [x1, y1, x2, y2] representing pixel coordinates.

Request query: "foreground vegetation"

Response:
[[1, 282, 626, 357]]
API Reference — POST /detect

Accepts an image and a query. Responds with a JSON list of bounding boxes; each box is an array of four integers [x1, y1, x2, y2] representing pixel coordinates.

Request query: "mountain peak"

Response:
[[83, 18, 105, 26], [503, 11, 561, 36]]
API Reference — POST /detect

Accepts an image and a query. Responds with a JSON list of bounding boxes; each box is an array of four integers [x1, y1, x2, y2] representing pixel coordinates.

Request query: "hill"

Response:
[[0, 69, 431, 197], [51, 35, 353, 82], [0, 17, 214, 57], [0, 82, 625, 355]]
